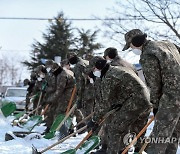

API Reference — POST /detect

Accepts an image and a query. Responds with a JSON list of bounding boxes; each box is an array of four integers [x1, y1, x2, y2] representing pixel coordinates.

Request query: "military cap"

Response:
[[122, 29, 143, 51]]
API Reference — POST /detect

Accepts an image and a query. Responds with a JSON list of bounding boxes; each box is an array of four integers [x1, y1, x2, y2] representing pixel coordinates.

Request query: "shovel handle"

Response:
[[65, 86, 76, 115], [56, 104, 77, 131], [72, 112, 94, 129], [35, 92, 43, 115], [75, 109, 117, 150], [40, 125, 87, 153], [122, 116, 154, 154], [40, 104, 49, 116]]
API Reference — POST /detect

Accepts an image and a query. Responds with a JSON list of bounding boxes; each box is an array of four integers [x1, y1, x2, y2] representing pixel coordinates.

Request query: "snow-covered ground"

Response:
[[0, 112, 179, 154]]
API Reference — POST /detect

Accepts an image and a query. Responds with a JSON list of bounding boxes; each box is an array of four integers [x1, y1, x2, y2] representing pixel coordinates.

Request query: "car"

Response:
[[2, 87, 27, 111]]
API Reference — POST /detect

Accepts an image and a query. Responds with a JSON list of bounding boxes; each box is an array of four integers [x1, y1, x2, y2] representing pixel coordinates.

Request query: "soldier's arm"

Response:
[[48, 72, 67, 103], [140, 54, 162, 108], [74, 65, 85, 103]]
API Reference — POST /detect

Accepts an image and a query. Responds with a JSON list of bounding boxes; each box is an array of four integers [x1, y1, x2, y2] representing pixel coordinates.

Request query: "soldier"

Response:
[[44, 61, 75, 132], [67, 52, 89, 108], [104, 47, 137, 73], [122, 29, 180, 154], [87, 58, 152, 153], [33, 65, 47, 112], [67, 52, 89, 129], [23, 78, 35, 111]]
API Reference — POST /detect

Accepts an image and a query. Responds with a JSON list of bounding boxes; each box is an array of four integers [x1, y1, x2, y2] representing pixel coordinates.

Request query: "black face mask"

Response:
[[69, 56, 78, 64]]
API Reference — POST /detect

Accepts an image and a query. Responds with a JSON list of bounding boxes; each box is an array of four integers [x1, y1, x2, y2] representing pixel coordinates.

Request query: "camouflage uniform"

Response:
[[93, 65, 151, 154], [44, 66, 74, 129], [81, 78, 95, 118], [72, 58, 89, 124], [140, 40, 180, 154]]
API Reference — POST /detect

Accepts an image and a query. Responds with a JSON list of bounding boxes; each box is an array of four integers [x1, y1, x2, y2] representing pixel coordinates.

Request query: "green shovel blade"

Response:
[[61, 136, 100, 154], [14, 111, 26, 119], [22, 115, 42, 131], [1, 102, 16, 117], [44, 114, 72, 139], [77, 136, 100, 154]]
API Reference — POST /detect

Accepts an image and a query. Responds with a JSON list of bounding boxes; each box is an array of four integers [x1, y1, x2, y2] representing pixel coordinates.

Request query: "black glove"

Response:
[[153, 108, 158, 116], [87, 119, 99, 131], [76, 100, 82, 109], [111, 104, 122, 111]]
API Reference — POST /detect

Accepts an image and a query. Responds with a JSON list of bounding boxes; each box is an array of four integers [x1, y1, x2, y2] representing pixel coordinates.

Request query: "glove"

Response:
[[76, 100, 82, 109], [111, 104, 122, 111], [153, 108, 158, 116], [87, 119, 99, 131]]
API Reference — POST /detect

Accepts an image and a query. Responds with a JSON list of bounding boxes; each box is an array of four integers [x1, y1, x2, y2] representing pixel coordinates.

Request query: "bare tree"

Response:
[[0, 54, 27, 86], [102, 0, 180, 48]]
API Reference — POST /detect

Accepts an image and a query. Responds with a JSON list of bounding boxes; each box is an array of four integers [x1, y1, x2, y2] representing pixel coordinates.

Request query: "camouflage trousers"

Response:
[[146, 96, 180, 154], [104, 103, 151, 154]]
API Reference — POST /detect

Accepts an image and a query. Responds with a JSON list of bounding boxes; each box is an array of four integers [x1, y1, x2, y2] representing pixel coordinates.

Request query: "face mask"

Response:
[[37, 77, 42, 81], [132, 49, 142, 55], [39, 74, 45, 78], [89, 78, 94, 84], [93, 70, 101, 78], [46, 67, 51, 73], [107, 59, 112, 64], [70, 64, 76, 68]]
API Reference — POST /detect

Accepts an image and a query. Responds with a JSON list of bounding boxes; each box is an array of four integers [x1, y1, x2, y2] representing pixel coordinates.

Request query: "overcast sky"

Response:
[[0, 0, 118, 57], [0, 0, 139, 83]]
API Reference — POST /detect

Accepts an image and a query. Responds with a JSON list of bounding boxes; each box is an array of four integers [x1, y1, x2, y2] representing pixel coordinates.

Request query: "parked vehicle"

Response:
[[2, 87, 27, 111]]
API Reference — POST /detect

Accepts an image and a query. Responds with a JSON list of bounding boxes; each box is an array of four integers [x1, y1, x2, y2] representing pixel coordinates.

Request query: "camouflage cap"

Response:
[[122, 29, 143, 51], [35, 65, 46, 74], [67, 52, 77, 59], [45, 59, 54, 68], [60, 59, 69, 67], [85, 56, 103, 74]]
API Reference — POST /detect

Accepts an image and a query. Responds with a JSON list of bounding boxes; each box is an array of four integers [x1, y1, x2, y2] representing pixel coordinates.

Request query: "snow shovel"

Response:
[[21, 115, 43, 131], [61, 108, 118, 154], [43, 104, 76, 139], [1, 102, 16, 117], [122, 116, 155, 154], [44, 87, 76, 139], [32, 125, 87, 154], [61, 135, 100, 154], [18, 104, 50, 131]]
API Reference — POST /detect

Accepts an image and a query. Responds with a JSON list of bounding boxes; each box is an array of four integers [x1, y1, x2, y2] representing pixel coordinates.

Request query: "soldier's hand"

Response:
[[76, 100, 82, 109], [87, 119, 99, 131]]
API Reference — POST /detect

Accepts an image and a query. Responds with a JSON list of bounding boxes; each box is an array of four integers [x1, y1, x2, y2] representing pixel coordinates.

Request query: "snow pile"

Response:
[[0, 113, 179, 154]]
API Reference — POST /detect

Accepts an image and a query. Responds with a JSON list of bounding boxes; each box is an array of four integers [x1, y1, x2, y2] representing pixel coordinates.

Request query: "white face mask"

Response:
[[46, 67, 51, 73], [93, 70, 101, 78], [40, 74, 45, 78], [132, 49, 142, 55], [106, 59, 112, 64], [37, 77, 42, 81], [70, 64, 76, 68], [89, 78, 94, 84]]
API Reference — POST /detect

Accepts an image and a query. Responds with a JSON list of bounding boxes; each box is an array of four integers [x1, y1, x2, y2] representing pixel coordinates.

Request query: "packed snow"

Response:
[[0, 112, 179, 154]]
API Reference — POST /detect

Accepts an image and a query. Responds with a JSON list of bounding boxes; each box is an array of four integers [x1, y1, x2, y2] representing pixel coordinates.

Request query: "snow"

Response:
[[0, 112, 179, 154]]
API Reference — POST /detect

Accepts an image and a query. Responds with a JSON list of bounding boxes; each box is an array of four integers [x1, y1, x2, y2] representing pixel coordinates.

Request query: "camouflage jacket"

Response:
[[111, 56, 137, 74], [140, 40, 180, 108], [47, 67, 75, 105], [73, 58, 89, 103], [93, 66, 151, 122]]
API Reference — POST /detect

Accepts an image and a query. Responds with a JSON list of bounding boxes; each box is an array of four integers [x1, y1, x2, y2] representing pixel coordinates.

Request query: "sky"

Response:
[[0, 0, 139, 84]]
